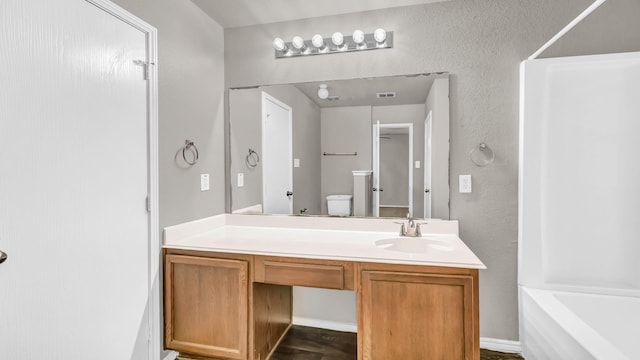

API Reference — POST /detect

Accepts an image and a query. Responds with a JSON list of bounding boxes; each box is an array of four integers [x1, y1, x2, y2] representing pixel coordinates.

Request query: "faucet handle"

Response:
[[393, 221, 407, 236], [414, 222, 428, 237]]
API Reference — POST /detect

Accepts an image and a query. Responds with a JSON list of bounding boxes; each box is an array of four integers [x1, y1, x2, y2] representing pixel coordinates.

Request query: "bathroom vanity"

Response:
[[163, 214, 485, 360]]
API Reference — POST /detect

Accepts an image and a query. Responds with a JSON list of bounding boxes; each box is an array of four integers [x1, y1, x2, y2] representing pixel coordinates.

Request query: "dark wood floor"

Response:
[[270, 325, 524, 360]]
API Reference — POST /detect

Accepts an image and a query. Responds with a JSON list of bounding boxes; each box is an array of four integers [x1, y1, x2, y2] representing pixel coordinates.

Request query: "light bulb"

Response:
[[273, 37, 287, 52], [353, 30, 365, 45], [292, 36, 306, 51], [312, 34, 326, 50], [318, 84, 329, 100], [374, 28, 387, 46], [331, 32, 344, 47]]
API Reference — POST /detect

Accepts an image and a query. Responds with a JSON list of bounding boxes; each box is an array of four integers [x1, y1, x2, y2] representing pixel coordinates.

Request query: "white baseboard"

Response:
[[480, 337, 522, 354], [292, 316, 357, 333], [162, 350, 178, 360]]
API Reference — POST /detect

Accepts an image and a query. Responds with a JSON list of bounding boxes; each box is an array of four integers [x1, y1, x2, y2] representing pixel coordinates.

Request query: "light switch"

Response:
[[294, 158, 300, 168], [415, 161, 421, 169], [237, 173, 244, 187], [200, 173, 210, 191], [459, 175, 472, 193]]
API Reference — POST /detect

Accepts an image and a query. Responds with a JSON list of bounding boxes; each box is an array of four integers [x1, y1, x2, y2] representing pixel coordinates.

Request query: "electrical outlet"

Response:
[[200, 173, 210, 191], [459, 175, 472, 193], [237, 173, 244, 187], [294, 158, 300, 168], [415, 161, 421, 169]]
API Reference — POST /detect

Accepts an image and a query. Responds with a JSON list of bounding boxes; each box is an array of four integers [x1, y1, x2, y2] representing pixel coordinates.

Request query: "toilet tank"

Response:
[[327, 195, 352, 216]]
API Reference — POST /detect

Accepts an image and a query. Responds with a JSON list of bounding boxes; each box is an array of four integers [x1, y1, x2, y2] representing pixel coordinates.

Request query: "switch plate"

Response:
[[459, 175, 472, 193], [237, 173, 244, 187], [415, 161, 421, 169], [294, 158, 300, 168], [200, 174, 210, 191]]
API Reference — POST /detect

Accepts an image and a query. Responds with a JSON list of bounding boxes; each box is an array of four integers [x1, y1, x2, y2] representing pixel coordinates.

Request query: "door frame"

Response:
[[372, 122, 414, 218], [85, 1, 160, 358], [261, 92, 293, 215], [423, 111, 433, 218]]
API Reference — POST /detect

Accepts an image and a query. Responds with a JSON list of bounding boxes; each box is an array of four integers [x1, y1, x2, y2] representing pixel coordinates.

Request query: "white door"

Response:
[[262, 92, 293, 214], [0, 1, 154, 359], [423, 111, 433, 218]]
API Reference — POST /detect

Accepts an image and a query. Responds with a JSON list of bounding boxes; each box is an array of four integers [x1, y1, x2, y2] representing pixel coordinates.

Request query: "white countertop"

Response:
[[163, 214, 486, 269]]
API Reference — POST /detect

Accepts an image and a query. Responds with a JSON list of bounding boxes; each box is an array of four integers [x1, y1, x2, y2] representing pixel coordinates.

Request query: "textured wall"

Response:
[[225, 0, 598, 340], [112, 0, 226, 230], [540, 0, 640, 59]]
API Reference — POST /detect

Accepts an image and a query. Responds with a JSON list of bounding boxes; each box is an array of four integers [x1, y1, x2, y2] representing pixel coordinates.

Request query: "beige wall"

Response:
[[224, 0, 606, 340], [112, 0, 226, 229]]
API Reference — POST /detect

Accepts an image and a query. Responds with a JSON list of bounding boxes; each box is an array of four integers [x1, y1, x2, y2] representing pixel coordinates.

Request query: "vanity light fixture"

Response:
[[331, 32, 347, 51], [311, 34, 327, 52], [272, 37, 290, 55], [291, 36, 308, 53], [272, 29, 393, 58], [353, 30, 366, 49], [374, 28, 387, 47]]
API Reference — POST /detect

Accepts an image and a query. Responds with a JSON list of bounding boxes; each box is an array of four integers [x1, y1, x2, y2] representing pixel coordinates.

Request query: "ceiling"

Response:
[[191, 0, 448, 28], [291, 73, 447, 108]]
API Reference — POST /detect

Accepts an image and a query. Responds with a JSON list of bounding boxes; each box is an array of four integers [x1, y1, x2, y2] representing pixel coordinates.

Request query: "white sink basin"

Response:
[[375, 237, 454, 253]]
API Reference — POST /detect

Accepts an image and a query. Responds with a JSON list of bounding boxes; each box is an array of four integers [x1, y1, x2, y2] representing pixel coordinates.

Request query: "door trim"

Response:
[[423, 111, 433, 218], [261, 92, 293, 215], [85, 1, 159, 359], [372, 122, 414, 218]]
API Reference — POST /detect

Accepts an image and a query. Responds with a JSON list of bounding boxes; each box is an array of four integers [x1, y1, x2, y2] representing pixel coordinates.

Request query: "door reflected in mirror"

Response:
[[229, 73, 450, 219]]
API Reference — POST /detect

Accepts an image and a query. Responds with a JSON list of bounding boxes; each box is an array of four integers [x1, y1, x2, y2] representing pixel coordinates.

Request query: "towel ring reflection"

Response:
[[246, 149, 260, 168], [470, 142, 494, 167], [182, 140, 199, 166]]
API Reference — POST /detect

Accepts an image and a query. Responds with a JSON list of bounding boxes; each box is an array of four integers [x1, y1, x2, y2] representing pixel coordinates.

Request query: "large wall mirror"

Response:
[[229, 73, 450, 219]]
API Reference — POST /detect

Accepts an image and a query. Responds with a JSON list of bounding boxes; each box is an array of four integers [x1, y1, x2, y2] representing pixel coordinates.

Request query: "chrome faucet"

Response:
[[396, 214, 426, 237]]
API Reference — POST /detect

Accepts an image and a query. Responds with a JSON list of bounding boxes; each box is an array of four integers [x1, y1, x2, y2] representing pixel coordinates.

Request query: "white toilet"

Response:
[[327, 195, 352, 216]]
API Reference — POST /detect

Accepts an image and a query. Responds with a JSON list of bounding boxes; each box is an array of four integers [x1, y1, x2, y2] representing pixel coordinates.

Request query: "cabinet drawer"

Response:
[[255, 257, 353, 290]]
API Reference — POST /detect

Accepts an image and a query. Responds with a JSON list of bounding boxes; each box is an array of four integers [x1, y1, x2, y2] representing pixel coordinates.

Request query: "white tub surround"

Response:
[[519, 51, 640, 360], [521, 288, 639, 360], [163, 214, 485, 269]]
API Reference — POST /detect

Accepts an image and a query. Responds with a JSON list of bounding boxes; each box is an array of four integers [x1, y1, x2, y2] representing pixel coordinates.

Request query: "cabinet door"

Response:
[[360, 271, 477, 360], [165, 255, 248, 359]]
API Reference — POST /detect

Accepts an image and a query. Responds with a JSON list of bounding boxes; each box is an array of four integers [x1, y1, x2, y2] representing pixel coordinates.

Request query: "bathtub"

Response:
[[520, 287, 639, 360]]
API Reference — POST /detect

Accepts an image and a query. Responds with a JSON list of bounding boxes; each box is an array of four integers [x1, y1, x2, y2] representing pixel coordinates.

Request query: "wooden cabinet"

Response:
[[358, 265, 479, 360], [254, 256, 355, 290], [164, 254, 249, 359], [164, 251, 479, 360]]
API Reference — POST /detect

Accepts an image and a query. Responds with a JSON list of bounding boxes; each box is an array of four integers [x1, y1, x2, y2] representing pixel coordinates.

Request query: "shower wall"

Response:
[[519, 51, 640, 296]]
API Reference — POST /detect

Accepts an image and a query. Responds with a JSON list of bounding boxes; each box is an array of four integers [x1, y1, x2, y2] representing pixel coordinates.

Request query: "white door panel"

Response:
[[0, 1, 152, 359], [262, 93, 293, 215]]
